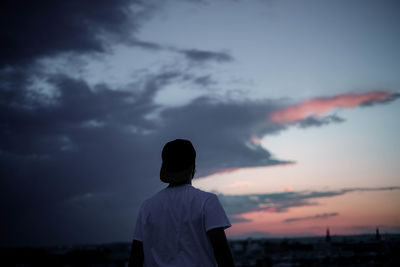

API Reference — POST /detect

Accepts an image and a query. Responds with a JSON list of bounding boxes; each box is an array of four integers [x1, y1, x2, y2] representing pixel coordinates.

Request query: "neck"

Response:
[[168, 180, 192, 187]]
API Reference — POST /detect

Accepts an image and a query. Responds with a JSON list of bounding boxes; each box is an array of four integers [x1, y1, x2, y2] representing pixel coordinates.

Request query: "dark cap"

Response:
[[160, 139, 196, 183]]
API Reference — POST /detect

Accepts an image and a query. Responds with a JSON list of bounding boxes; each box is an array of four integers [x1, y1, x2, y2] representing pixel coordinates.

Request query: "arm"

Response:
[[128, 239, 144, 267], [207, 227, 235, 267]]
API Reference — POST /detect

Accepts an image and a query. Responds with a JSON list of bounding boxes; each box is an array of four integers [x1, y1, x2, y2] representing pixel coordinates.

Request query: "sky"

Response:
[[1, 0, 400, 246]]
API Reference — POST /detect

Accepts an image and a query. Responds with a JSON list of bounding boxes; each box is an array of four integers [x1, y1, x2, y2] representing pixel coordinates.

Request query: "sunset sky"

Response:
[[1, 0, 399, 245]]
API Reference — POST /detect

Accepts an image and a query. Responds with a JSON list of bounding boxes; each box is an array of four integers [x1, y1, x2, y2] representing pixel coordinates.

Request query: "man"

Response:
[[129, 139, 235, 267]]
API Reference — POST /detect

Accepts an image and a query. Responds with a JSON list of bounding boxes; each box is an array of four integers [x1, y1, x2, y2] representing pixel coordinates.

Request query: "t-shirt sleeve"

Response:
[[204, 194, 231, 232], [132, 203, 144, 241]]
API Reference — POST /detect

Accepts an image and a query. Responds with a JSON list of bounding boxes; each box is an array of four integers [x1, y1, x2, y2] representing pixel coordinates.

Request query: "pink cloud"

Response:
[[269, 91, 393, 123]]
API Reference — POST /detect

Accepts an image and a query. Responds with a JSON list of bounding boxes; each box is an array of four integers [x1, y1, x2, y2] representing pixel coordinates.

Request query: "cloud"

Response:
[[1, 0, 157, 67], [219, 187, 400, 219], [284, 212, 339, 223], [360, 92, 400, 106], [158, 96, 291, 173], [0, 81, 155, 244], [192, 75, 217, 87], [296, 114, 345, 129], [0, 64, 287, 245], [180, 49, 233, 64], [230, 215, 253, 223], [269, 91, 397, 124], [129, 38, 166, 51], [1, 0, 236, 75], [125, 40, 235, 66]]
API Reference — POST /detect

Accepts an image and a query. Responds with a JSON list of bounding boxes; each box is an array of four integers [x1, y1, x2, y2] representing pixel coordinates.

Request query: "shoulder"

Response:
[[189, 187, 224, 210], [189, 185, 217, 200], [138, 188, 166, 210], [143, 188, 166, 204]]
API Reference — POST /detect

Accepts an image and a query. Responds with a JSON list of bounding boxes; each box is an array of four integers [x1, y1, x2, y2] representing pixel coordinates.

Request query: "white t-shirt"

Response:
[[133, 184, 231, 267]]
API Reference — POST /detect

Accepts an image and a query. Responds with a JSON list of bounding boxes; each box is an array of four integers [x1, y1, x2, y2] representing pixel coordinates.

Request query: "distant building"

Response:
[[376, 227, 381, 241], [326, 227, 331, 242]]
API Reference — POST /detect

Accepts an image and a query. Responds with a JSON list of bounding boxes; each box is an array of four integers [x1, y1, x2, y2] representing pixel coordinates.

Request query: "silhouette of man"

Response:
[[129, 139, 235, 267]]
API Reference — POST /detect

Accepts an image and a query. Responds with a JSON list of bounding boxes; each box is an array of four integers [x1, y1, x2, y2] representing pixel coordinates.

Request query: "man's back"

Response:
[[129, 139, 235, 266], [133, 184, 231, 266]]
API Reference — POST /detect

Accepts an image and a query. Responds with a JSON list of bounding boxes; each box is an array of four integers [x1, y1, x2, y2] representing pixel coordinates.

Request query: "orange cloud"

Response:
[[269, 91, 393, 123]]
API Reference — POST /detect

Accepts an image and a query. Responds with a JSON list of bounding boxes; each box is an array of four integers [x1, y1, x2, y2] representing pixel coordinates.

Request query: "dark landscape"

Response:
[[2, 234, 399, 267]]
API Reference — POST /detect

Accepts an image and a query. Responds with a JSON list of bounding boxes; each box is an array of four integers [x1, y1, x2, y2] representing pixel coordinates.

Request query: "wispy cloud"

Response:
[[284, 212, 339, 223], [179, 49, 233, 64], [296, 114, 346, 128], [127, 39, 235, 65], [219, 187, 400, 219]]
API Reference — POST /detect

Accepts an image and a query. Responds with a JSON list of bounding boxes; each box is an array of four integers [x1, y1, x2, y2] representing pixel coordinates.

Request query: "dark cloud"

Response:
[[360, 92, 400, 106], [0, 64, 288, 245], [0, 67, 191, 245], [123, 41, 236, 65], [0, 0, 156, 67], [158, 97, 289, 174], [296, 114, 345, 129], [129, 38, 166, 51], [219, 187, 400, 220], [180, 49, 233, 64], [284, 212, 339, 223], [1, 0, 236, 78], [193, 75, 216, 87]]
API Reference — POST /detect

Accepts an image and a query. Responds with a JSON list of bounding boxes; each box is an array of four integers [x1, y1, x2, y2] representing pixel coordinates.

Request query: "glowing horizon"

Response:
[[223, 188, 400, 237]]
